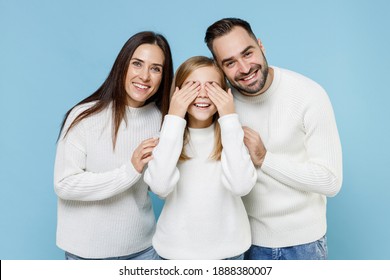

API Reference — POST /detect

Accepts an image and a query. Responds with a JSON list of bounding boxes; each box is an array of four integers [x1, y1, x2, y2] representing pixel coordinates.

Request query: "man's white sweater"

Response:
[[235, 67, 343, 248], [144, 114, 257, 259], [54, 102, 161, 258]]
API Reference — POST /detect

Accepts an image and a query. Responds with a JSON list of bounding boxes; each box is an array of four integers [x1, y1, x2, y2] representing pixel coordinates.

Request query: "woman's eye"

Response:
[[133, 62, 141, 67], [151, 66, 162, 73]]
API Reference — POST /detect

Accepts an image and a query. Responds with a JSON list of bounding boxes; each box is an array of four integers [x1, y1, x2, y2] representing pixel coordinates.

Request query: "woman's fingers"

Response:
[[131, 138, 159, 173]]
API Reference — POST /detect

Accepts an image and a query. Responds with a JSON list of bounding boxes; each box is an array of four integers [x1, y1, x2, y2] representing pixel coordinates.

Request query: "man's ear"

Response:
[[257, 38, 266, 55]]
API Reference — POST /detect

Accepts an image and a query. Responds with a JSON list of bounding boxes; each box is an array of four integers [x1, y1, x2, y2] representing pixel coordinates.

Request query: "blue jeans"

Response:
[[65, 246, 159, 260], [157, 253, 244, 260], [244, 236, 328, 260], [225, 253, 244, 260]]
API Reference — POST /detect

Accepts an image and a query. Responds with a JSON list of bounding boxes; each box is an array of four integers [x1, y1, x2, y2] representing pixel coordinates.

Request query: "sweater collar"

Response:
[[188, 122, 215, 139], [232, 66, 280, 104], [126, 102, 156, 117]]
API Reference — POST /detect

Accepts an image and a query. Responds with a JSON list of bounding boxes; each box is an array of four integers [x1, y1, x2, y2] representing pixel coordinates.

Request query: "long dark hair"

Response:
[[59, 31, 173, 147]]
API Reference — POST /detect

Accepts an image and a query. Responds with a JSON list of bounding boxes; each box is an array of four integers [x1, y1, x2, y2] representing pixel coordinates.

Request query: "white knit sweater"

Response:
[[235, 67, 343, 248], [54, 102, 161, 258], [144, 114, 257, 259]]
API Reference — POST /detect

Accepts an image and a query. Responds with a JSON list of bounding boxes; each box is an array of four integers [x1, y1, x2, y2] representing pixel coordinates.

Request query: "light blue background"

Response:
[[1, 0, 389, 260]]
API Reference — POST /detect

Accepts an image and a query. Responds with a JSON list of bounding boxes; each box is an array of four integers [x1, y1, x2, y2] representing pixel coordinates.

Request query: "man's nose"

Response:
[[238, 60, 251, 74]]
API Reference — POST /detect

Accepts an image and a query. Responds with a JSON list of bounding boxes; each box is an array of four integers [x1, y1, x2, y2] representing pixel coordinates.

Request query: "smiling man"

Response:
[[205, 18, 343, 260]]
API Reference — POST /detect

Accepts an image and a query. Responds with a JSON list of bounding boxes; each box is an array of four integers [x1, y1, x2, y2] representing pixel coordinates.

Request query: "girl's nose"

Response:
[[197, 84, 209, 98]]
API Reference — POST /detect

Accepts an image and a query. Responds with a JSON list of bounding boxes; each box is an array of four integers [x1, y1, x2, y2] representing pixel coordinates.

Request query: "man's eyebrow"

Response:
[[220, 46, 255, 65]]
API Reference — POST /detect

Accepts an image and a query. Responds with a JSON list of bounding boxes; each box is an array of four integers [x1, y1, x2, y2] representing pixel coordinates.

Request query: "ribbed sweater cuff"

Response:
[[218, 113, 240, 132], [163, 115, 186, 136], [261, 151, 276, 173]]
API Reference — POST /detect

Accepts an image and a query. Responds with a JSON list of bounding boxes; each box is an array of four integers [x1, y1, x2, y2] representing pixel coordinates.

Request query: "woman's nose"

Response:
[[139, 67, 150, 81]]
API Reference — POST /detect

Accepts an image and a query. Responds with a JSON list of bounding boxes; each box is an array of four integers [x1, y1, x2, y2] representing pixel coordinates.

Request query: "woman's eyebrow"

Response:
[[131, 58, 163, 68]]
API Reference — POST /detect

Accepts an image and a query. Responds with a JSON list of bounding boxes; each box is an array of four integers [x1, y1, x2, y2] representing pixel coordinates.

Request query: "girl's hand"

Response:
[[206, 82, 235, 117], [168, 81, 200, 118], [131, 137, 159, 173]]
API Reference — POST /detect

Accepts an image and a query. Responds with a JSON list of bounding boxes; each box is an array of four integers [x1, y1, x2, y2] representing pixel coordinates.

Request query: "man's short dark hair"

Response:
[[204, 18, 257, 56]]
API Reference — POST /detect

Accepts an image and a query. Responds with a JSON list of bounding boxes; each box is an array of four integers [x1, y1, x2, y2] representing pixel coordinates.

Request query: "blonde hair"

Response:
[[170, 56, 227, 161]]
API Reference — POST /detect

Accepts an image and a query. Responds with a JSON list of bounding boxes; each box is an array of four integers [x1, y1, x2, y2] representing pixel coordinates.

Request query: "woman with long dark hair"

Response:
[[54, 31, 173, 260]]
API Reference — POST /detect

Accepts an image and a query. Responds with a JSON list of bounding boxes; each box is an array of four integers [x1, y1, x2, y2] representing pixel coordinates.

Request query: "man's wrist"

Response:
[[256, 151, 267, 168]]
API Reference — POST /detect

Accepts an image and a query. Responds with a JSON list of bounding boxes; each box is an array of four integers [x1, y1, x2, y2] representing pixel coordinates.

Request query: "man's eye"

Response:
[[225, 61, 235, 68]]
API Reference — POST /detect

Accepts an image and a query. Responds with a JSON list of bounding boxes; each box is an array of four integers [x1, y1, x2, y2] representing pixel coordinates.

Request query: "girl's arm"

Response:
[[219, 114, 257, 196], [145, 82, 199, 197], [206, 82, 257, 196], [144, 115, 186, 198]]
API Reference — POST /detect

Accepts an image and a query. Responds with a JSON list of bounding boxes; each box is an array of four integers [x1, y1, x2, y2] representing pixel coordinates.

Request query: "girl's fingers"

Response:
[[175, 82, 200, 104], [179, 81, 200, 95], [206, 82, 227, 96], [227, 88, 233, 96], [207, 91, 220, 106], [206, 83, 230, 102], [207, 82, 234, 115], [172, 86, 180, 97], [206, 84, 222, 102]]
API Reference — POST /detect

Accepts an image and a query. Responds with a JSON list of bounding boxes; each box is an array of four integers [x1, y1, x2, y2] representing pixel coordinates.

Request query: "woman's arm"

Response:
[[54, 108, 145, 201]]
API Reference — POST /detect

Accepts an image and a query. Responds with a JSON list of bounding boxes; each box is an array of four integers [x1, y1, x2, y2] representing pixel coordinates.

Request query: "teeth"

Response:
[[133, 83, 149, 89], [243, 73, 255, 81], [195, 103, 210, 108]]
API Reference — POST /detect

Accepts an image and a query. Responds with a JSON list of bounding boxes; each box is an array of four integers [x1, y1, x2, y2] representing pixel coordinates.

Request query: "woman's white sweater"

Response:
[[54, 102, 161, 258]]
